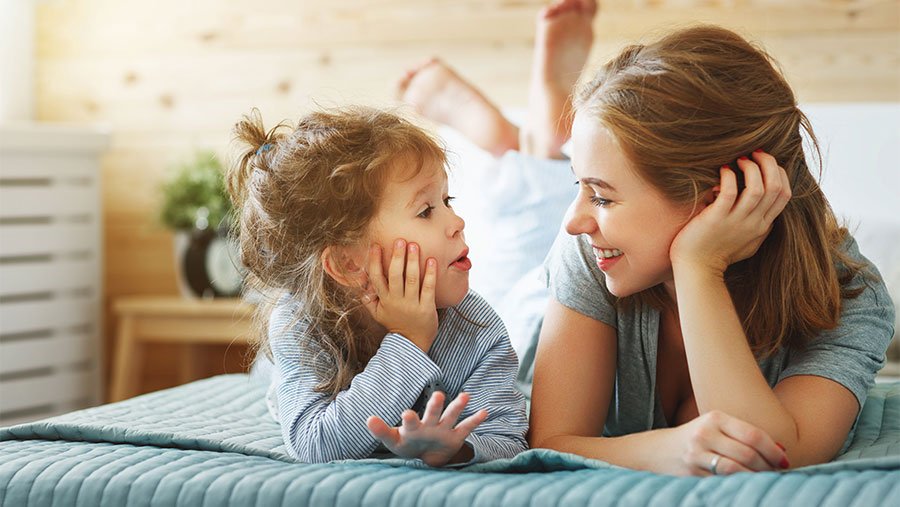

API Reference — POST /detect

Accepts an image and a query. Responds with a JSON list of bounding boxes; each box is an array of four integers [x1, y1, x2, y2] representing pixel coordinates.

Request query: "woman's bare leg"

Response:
[[396, 58, 519, 157], [521, 0, 597, 159]]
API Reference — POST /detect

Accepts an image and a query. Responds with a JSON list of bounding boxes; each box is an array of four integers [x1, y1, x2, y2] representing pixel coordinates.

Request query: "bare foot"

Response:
[[396, 58, 519, 157], [522, 0, 597, 159]]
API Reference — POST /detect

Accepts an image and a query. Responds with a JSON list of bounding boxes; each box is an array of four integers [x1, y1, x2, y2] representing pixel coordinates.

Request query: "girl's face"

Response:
[[364, 158, 470, 309], [566, 113, 696, 298]]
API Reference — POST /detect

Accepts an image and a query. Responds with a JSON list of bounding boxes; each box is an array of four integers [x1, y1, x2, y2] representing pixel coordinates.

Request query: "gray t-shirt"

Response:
[[543, 229, 895, 437]]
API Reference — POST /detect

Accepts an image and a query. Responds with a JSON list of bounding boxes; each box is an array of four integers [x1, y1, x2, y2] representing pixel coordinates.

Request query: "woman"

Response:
[[528, 25, 895, 476]]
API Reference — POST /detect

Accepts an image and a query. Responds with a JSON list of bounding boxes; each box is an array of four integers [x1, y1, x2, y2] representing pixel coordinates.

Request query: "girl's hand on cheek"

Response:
[[665, 410, 790, 476], [366, 392, 488, 467], [361, 239, 439, 352], [669, 150, 792, 276]]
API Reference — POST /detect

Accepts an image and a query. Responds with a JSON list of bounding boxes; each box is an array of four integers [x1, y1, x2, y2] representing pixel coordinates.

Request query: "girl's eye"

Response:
[[444, 196, 455, 207], [590, 196, 611, 207], [417, 205, 434, 218]]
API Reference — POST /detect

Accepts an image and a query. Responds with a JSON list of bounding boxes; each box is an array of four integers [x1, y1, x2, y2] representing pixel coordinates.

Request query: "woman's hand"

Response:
[[669, 150, 792, 276], [362, 239, 439, 352], [367, 391, 488, 467], [669, 410, 790, 476]]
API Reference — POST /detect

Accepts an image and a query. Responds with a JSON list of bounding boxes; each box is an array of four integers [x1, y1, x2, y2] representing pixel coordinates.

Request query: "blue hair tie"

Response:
[[256, 143, 274, 155]]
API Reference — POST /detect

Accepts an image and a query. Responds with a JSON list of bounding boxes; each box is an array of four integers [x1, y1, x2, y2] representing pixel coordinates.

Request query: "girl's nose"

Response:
[[564, 198, 596, 236], [448, 210, 465, 237]]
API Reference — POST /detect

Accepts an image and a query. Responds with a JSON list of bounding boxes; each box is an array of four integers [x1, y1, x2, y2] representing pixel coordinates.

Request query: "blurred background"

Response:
[[1, 0, 898, 418]]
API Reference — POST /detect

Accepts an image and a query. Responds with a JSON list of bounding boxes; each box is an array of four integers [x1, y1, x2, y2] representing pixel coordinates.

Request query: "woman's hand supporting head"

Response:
[[669, 150, 793, 277]]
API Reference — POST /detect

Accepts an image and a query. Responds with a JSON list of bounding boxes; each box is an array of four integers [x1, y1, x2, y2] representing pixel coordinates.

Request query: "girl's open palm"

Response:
[[670, 150, 792, 275], [366, 392, 488, 467], [362, 239, 439, 352]]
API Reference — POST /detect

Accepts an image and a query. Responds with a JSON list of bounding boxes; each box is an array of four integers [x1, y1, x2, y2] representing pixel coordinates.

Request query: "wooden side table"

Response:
[[110, 296, 256, 401]]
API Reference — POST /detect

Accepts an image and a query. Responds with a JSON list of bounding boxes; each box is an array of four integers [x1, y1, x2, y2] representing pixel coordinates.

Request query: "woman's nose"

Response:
[[564, 198, 596, 236]]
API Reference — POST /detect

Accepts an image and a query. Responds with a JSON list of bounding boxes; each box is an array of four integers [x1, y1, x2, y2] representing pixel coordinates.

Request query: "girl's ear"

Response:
[[321, 246, 367, 288]]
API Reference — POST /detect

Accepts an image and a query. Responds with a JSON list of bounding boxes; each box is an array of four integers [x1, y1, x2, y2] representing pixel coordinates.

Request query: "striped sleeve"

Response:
[[268, 291, 528, 464], [441, 293, 529, 463], [270, 310, 442, 462]]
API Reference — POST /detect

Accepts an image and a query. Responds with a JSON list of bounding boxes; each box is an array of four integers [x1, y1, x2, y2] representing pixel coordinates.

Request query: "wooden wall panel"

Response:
[[34, 0, 900, 397]]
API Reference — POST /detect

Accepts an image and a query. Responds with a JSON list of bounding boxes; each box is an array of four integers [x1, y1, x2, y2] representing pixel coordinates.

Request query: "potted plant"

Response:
[[159, 151, 243, 298]]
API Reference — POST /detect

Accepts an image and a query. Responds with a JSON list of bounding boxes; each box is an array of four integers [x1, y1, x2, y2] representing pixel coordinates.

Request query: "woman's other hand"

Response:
[[670, 410, 790, 476], [669, 150, 792, 275], [366, 391, 488, 467], [362, 239, 439, 352]]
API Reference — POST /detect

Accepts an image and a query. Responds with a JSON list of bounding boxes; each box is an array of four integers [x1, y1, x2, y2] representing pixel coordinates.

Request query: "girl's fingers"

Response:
[[420, 258, 437, 307], [360, 289, 379, 316], [454, 409, 488, 436], [366, 415, 399, 446], [400, 409, 420, 433], [405, 243, 420, 301], [719, 414, 789, 470], [367, 245, 388, 296], [388, 239, 407, 297], [420, 391, 445, 426], [439, 392, 471, 426]]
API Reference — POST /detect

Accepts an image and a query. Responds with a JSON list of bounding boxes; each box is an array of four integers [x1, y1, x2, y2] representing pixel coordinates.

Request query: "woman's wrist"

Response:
[[671, 258, 727, 286]]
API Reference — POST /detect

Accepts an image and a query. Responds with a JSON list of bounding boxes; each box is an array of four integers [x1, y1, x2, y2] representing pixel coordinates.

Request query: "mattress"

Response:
[[2, 374, 898, 506]]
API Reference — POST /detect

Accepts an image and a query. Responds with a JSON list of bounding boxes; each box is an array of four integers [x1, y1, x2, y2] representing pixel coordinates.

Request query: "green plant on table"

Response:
[[159, 151, 232, 231]]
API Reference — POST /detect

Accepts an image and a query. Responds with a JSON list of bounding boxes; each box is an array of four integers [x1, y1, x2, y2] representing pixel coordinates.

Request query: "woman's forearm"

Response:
[[672, 264, 798, 447], [537, 429, 681, 474]]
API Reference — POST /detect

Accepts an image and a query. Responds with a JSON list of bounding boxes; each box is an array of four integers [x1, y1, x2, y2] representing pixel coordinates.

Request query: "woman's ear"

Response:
[[321, 246, 367, 288], [703, 186, 721, 206]]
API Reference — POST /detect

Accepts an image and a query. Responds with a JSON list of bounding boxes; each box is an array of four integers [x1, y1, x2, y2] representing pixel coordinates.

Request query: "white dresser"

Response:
[[0, 123, 109, 426]]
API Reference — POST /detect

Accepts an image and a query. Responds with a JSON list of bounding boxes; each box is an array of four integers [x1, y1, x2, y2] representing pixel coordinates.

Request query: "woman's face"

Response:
[[566, 113, 696, 297]]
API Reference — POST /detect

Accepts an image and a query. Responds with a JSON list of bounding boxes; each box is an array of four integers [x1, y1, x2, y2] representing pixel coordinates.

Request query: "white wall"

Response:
[[0, 0, 36, 122]]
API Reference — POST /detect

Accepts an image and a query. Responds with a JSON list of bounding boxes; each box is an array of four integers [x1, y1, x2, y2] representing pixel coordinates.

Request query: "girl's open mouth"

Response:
[[451, 250, 472, 271]]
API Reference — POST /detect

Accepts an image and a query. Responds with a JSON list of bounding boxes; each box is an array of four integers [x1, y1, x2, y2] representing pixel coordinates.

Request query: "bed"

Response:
[[1, 374, 898, 506], [2, 104, 898, 506]]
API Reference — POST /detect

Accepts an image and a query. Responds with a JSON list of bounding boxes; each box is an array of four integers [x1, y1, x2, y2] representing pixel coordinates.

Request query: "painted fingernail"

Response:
[[738, 156, 749, 161], [779, 456, 790, 469], [753, 149, 764, 153], [722, 165, 731, 170], [775, 442, 785, 451]]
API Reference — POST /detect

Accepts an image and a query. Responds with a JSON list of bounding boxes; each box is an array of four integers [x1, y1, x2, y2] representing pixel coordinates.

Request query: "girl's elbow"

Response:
[[289, 439, 331, 463], [288, 424, 339, 463]]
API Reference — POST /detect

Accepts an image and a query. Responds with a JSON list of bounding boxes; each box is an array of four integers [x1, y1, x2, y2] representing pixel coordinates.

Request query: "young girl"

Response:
[[228, 106, 528, 466], [528, 25, 895, 476]]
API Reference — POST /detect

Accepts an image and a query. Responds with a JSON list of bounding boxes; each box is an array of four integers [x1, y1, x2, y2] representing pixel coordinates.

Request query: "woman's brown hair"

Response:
[[575, 25, 868, 357], [228, 106, 446, 397]]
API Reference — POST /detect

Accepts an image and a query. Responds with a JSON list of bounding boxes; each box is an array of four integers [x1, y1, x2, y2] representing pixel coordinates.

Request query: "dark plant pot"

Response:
[[173, 227, 243, 298]]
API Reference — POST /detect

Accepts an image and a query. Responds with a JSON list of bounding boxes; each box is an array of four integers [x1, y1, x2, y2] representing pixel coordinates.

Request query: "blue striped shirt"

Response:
[[262, 290, 528, 464]]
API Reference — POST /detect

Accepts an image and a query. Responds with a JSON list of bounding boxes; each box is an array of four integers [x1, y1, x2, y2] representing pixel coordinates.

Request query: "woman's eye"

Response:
[[444, 196, 455, 207], [590, 196, 611, 207], [417, 206, 434, 218]]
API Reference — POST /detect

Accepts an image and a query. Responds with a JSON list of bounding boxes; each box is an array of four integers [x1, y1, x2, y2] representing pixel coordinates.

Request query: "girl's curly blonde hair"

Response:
[[227, 106, 446, 398]]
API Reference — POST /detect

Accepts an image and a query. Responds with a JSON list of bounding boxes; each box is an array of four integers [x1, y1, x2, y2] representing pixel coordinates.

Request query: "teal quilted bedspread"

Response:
[[2, 375, 898, 506]]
